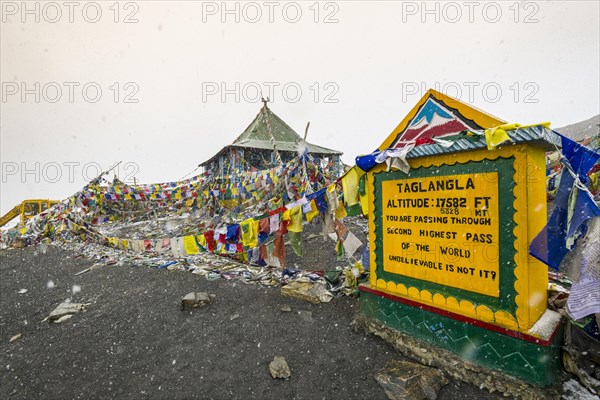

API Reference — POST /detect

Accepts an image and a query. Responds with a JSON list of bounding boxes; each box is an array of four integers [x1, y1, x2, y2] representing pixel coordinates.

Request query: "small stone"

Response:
[[269, 356, 291, 379], [181, 292, 213, 311], [230, 314, 239, 321], [281, 305, 292, 312]]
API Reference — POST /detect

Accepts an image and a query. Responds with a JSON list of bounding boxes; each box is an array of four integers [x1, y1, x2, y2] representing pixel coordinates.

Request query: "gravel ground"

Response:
[[0, 245, 511, 400]]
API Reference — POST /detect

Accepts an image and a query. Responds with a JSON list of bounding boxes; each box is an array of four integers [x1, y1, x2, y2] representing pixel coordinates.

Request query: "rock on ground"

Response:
[[269, 356, 291, 379], [375, 360, 448, 400], [180, 292, 214, 311], [281, 281, 332, 304]]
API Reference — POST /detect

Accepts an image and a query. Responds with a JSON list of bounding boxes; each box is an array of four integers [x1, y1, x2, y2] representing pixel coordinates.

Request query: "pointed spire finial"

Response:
[[261, 97, 270, 109]]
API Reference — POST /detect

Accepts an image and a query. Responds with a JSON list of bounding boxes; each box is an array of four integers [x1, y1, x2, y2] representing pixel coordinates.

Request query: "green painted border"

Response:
[[360, 290, 562, 386], [372, 157, 517, 313]]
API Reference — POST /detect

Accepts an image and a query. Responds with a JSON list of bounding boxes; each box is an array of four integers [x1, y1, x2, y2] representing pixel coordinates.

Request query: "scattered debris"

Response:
[[563, 319, 600, 395], [9, 333, 22, 343], [75, 268, 90, 276], [181, 292, 214, 311], [281, 281, 333, 304], [47, 300, 89, 322], [280, 305, 292, 312], [54, 314, 73, 323], [75, 263, 104, 276], [269, 356, 291, 379], [562, 378, 599, 400], [374, 360, 448, 400]]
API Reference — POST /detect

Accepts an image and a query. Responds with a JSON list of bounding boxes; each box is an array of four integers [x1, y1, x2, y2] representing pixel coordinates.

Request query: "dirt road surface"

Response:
[[0, 245, 511, 399]]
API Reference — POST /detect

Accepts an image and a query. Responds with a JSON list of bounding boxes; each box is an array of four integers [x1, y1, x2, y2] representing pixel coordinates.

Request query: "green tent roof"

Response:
[[200, 106, 342, 167]]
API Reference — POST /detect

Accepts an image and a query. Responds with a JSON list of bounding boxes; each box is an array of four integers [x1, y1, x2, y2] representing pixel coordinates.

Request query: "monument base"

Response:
[[357, 284, 564, 398]]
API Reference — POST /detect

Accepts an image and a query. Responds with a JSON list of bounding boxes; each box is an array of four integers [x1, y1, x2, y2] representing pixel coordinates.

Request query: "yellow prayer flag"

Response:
[[359, 191, 369, 216], [183, 235, 199, 255], [241, 218, 259, 248], [288, 206, 303, 233], [335, 202, 348, 220], [484, 123, 520, 150], [342, 167, 360, 207], [305, 199, 320, 223], [196, 234, 207, 249]]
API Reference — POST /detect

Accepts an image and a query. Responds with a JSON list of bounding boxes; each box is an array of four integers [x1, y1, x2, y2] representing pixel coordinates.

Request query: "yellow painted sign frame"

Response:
[[367, 144, 548, 332]]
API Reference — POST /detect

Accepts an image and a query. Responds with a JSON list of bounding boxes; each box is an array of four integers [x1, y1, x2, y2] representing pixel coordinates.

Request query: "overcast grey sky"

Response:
[[1, 0, 599, 216]]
